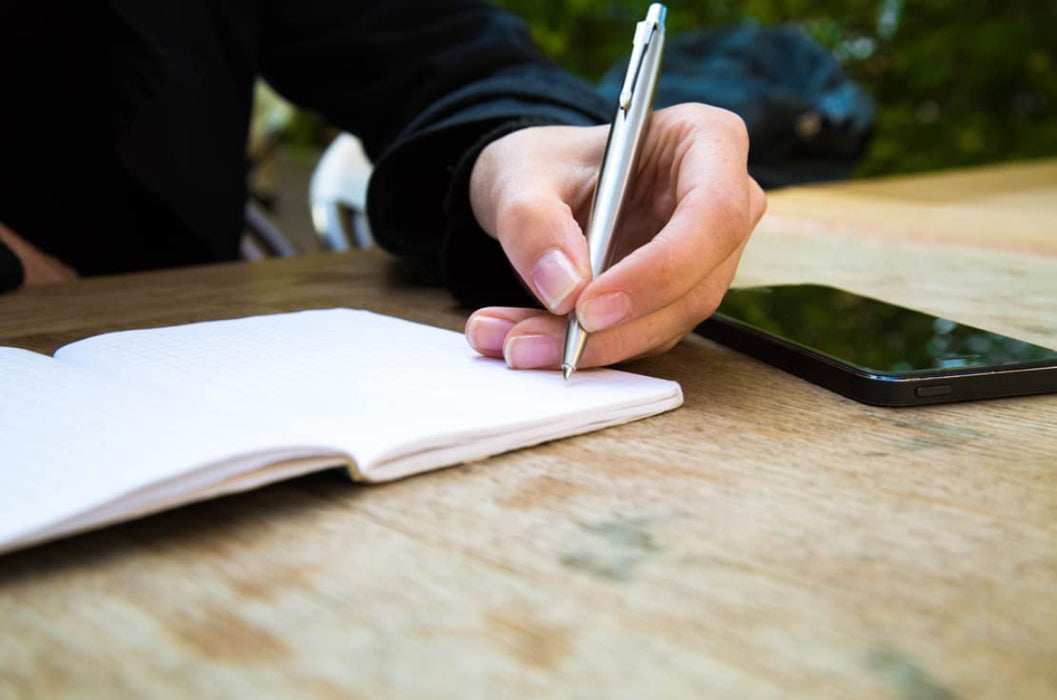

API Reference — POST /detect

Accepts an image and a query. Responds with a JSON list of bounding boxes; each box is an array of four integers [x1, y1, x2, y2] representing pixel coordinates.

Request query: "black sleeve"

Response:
[[257, 0, 610, 307], [0, 239, 25, 292]]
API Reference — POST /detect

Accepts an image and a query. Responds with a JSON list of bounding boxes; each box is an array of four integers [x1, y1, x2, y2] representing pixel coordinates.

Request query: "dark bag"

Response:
[[599, 22, 876, 188]]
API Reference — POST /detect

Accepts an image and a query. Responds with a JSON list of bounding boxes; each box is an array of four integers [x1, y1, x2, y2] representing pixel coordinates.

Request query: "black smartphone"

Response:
[[695, 284, 1057, 406]]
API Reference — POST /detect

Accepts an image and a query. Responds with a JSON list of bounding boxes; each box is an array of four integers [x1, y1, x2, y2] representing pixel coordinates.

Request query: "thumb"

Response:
[[492, 192, 590, 315]]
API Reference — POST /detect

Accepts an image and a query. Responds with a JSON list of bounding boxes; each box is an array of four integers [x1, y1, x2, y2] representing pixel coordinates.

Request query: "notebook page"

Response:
[[0, 347, 323, 553], [54, 309, 682, 479]]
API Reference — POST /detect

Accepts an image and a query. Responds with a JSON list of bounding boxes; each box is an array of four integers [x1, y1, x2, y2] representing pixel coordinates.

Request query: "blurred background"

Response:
[[252, 0, 1057, 254]]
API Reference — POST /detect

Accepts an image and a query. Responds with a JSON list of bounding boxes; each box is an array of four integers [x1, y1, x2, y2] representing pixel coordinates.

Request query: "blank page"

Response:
[[0, 348, 325, 553], [56, 309, 683, 480]]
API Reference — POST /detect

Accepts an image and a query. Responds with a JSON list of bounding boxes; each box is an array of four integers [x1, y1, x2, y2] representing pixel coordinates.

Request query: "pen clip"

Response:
[[617, 15, 661, 113]]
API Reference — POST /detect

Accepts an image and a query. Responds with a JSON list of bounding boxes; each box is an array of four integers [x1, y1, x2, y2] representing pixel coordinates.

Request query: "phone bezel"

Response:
[[697, 312, 1057, 407]]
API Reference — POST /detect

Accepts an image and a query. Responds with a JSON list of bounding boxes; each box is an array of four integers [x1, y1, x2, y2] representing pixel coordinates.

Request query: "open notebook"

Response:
[[0, 309, 682, 554]]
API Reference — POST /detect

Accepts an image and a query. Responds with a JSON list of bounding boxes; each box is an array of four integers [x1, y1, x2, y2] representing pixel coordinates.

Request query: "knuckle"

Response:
[[682, 104, 749, 147], [593, 328, 632, 367], [668, 103, 751, 157], [641, 313, 679, 356], [651, 235, 687, 296], [684, 283, 723, 328], [712, 107, 750, 146], [675, 102, 714, 125], [497, 195, 542, 229], [638, 330, 684, 360], [750, 177, 768, 221], [656, 335, 685, 356], [707, 193, 748, 253], [495, 194, 554, 245], [642, 324, 688, 360]]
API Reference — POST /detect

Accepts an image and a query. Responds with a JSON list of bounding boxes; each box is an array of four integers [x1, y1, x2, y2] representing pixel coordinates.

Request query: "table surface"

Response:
[[2, 159, 1055, 699]]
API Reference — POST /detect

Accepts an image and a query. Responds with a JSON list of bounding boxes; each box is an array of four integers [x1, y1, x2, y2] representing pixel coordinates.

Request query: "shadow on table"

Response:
[[0, 469, 358, 587]]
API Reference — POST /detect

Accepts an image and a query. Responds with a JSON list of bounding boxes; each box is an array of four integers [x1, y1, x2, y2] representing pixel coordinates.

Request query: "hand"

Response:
[[0, 221, 78, 286], [464, 103, 766, 370]]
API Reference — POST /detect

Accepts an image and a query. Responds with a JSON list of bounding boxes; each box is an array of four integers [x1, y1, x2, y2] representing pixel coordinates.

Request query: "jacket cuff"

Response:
[[366, 64, 609, 308], [368, 109, 608, 308]]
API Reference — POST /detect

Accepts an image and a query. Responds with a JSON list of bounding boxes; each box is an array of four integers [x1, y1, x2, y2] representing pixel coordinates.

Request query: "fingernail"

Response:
[[579, 291, 632, 332], [532, 248, 581, 311], [504, 334, 559, 369], [466, 316, 515, 354]]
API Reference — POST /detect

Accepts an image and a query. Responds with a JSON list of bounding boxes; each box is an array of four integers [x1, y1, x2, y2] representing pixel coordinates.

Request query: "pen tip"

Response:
[[562, 364, 574, 381]]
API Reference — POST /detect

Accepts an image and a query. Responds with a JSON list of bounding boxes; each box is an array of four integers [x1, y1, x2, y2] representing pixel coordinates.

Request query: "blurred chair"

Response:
[[241, 81, 299, 259], [240, 201, 297, 260], [242, 82, 374, 257], [309, 133, 374, 251]]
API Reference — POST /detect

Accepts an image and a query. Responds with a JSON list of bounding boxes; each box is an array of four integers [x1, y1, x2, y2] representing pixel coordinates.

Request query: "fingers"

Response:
[[468, 126, 603, 316], [575, 106, 762, 334], [464, 103, 765, 371], [465, 308, 540, 360], [468, 299, 693, 370], [467, 231, 749, 370]]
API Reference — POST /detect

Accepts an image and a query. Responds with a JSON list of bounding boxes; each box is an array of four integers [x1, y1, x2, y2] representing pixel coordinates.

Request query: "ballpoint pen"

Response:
[[561, 2, 667, 380]]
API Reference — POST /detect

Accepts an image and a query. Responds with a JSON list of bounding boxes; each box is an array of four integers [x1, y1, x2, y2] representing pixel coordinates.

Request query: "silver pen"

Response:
[[561, 3, 667, 380]]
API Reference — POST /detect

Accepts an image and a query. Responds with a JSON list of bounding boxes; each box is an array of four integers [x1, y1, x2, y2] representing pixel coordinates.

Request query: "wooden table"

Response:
[[2, 160, 1055, 699]]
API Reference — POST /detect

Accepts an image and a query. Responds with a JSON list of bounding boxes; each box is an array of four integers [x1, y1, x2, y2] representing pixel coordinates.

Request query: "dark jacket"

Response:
[[0, 1, 609, 304]]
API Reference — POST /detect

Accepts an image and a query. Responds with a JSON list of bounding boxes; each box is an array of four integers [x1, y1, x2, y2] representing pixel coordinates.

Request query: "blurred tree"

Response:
[[492, 0, 1057, 177]]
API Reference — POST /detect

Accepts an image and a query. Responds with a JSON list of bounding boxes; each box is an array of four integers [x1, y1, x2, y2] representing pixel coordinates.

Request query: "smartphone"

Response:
[[695, 284, 1057, 406]]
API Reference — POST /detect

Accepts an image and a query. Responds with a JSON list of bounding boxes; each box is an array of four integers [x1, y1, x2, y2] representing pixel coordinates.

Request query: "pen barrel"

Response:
[[584, 16, 665, 278], [562, 4, 666, 375], [563, 313, 588, 368]]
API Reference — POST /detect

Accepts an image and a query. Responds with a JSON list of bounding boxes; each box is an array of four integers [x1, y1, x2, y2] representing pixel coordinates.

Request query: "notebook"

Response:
[[0, 309, 682, 554]]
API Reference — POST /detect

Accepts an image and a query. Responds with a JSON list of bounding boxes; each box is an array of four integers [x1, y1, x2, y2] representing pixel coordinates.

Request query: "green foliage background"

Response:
[[492, 0, 1057, 177]]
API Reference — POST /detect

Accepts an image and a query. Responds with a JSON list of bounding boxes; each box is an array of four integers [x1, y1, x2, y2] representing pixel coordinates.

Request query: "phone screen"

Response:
[[711, 284, 1057, 376]]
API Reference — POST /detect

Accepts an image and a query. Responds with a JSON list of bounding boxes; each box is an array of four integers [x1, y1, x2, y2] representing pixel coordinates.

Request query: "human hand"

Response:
[[0, 221, 78, 286], [464, 103, 766, 370]]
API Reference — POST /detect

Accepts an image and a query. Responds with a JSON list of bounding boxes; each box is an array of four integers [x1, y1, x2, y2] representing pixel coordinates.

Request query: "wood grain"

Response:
[[1, 160, 1055, 699], [761, 158, 1057, 256]]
